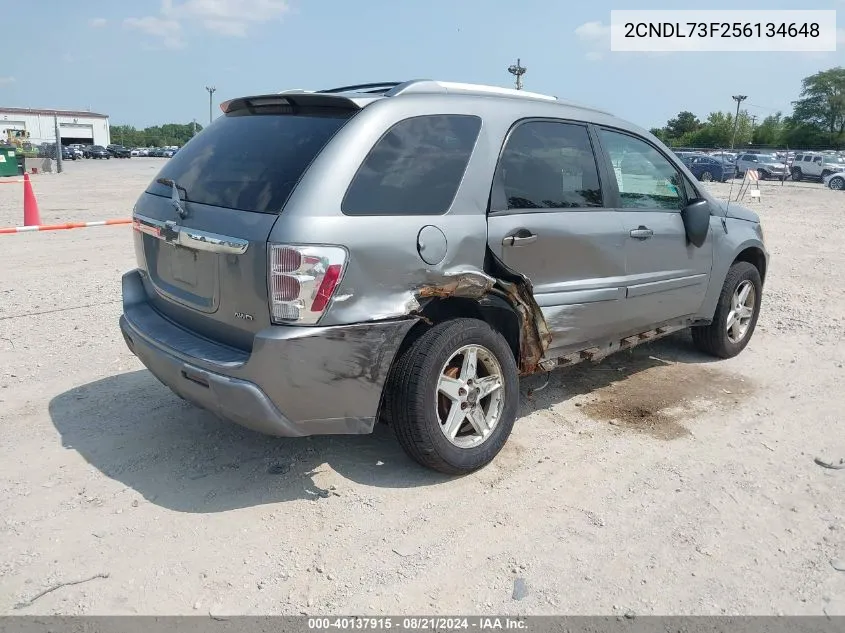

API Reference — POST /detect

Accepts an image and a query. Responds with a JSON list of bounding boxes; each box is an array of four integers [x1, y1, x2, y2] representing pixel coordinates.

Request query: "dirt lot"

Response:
[[1, 159, 844, 616]]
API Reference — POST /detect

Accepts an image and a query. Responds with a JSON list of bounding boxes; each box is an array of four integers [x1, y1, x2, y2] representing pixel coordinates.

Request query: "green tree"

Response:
[[109, 122, 203, 147], [686, 111, 752, 148], [781, 117, 829, 148], [664, 111, 702, 139], [791, 67, 845, 144], [752, 113, 784, 146], [649, 127, 671, 144]]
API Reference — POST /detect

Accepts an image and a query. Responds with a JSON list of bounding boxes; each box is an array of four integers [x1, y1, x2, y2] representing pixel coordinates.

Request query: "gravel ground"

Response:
[[0, 160, 844, 616]]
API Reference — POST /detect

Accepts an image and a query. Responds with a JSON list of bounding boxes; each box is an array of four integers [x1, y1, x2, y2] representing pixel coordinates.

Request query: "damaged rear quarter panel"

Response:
[[267, 96, 552, 373], [271, 97, 503, 326]]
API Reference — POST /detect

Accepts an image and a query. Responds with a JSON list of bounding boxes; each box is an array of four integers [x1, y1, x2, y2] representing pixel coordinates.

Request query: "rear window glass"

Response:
[[342, 114, 482, 216], [146, 110, 352, 214]]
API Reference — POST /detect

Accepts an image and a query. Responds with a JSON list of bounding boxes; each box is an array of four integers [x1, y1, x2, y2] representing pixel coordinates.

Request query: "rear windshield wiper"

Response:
[[156, 177, 189, 200], [156, 178, 189, 218]]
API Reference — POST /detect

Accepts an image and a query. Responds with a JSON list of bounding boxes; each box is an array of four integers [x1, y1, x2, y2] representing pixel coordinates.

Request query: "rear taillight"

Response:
[[268, 244, 347, 325]]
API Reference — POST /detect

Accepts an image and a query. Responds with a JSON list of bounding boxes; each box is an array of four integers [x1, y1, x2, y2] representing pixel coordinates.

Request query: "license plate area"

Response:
[[171, 245, 198, 287], [145, 236, 220, 314]]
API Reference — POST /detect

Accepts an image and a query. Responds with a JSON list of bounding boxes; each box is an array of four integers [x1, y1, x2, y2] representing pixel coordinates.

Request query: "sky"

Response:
[[0, 0, 843, 130]]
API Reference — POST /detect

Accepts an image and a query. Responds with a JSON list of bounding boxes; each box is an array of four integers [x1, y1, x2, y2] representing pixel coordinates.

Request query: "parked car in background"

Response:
[[36, 144, 76, 160], [107, 144, 132, 158], [673, 151, 700, 161], [791, 152, 845, 181], [120, 79, 769, 475], [824, 171, 845, 190], [709, 151, 737, 163], [69, 144, 85, 159], [682, 154, 736, 182], [84, 145, 111, 159], [735, 153, 788, 180]]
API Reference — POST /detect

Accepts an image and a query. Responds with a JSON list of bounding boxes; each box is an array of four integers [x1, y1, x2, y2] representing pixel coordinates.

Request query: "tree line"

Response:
[[650, 67, 845, 150], [108, 123, 203, 148]]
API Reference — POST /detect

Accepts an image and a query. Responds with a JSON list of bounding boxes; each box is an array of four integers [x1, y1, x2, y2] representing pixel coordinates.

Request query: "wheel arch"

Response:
[[733, 245, 767, 285], [696, 236, 768, 323], [376, 294, 523, 425], [399, 295, 521, 367]]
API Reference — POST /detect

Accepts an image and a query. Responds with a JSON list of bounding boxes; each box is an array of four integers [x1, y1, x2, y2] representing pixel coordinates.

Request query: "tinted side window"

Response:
[[499, 121, 603, 210], [342, 115, 481, 216], [803, 156, 813, 162], [598, 129, 685, 211]]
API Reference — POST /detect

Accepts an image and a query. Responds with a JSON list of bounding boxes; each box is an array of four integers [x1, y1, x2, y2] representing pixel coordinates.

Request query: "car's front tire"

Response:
[[386, 318, 519, 475], [692, 261, 762, 359]]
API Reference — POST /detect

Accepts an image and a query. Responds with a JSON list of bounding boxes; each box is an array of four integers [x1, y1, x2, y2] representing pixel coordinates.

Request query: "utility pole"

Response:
[[53, 114, 63, 174], [507, 59, 526, 90], [205, 86, 216, 125], [730, 94, 747, 150]]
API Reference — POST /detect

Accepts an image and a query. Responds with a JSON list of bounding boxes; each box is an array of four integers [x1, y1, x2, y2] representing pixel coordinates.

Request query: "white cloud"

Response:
[[124, 15, 185, 49], [163, 0, 290, 36], [88, 17, 107, 28], [124, 0, 289, 47], [0, 76, 16, 86], [575, 21, 615, 60], [575, 21, 610, 42]]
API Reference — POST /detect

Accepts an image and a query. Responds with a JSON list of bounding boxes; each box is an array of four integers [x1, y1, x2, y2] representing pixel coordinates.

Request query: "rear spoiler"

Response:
[[220, 92, 372, 114]]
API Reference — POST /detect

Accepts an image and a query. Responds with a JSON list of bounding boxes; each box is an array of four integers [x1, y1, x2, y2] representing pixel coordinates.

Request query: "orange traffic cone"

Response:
[[23, 172, 40, 226]]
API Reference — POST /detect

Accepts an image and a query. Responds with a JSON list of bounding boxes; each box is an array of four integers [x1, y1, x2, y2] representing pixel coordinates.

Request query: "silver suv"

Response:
[[120, 80, 768, 474], [735, 152, 789, 181]]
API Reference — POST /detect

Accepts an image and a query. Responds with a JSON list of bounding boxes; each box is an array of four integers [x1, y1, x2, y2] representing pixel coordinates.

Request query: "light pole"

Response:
[[205, 86, 216, 125], [507, 59, 526, 91], [53, 114, 63, 174], [730, 94, 747, 150]]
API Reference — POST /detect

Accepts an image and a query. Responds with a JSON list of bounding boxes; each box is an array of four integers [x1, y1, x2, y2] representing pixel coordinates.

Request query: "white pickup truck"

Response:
[[790, 152, 845, 181]]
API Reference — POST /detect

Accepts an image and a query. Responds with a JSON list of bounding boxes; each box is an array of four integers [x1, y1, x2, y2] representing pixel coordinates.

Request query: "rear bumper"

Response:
[[119, 269, 416, 437]]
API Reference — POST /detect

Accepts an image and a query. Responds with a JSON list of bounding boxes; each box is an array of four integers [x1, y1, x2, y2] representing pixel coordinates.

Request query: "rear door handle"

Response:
[[503, 232, 537, 247], [629, 226, 653, 240]]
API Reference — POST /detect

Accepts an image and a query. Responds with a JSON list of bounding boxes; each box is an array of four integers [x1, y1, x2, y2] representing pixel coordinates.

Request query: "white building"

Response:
[[0, 107, 110, 147]]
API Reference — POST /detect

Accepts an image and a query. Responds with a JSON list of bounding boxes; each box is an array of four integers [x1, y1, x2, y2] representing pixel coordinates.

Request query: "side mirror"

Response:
[[680, 198, 711, 248]]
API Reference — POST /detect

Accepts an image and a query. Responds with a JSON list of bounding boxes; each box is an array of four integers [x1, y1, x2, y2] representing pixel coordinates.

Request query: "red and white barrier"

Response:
[[0, 219, 131, 235]]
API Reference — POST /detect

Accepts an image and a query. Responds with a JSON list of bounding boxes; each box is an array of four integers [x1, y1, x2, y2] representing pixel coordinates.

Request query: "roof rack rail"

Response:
[[303, 79, 610, 113], [385, 80, 558, 102], [317, 82, 404, 95]]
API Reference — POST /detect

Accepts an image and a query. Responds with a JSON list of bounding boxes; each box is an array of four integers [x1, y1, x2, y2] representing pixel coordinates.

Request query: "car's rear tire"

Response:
[[829, 176, 845, 190], [386, 318, 519, 475], [691, 261, 762, 359]]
